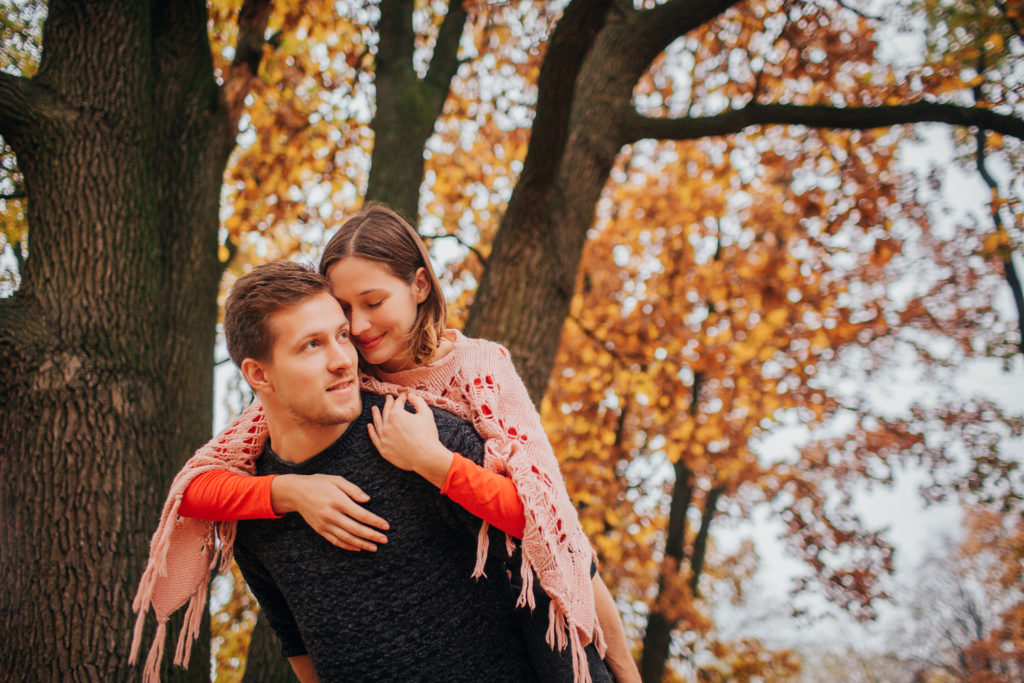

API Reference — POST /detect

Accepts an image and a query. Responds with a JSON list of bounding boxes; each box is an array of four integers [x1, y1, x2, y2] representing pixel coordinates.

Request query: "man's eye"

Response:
[[338, 330, 349, 341], [306, 339, 320, 349]]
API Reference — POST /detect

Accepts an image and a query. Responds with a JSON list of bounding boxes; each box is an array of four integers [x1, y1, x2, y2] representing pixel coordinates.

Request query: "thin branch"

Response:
[[222, 0, 274, 127], [974, 85, 1024, 356], [995, 0, 1024, 45], [12, 240, 26, 274], [233, 0, 274, 75], [0, 71, 77, 140], [625, 101, 1024, 143], [421, 232, 488, 268], [0, 187, 26, 201], [833, 0, 883, 22]]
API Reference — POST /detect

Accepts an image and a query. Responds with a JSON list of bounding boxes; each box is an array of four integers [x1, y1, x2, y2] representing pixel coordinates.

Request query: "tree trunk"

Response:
[[242, 614, 297, 683], [366, 0, 466, 222], [465, 0, 740, 404], [0, 1, 234, 679], [639, 460, 693, 683]]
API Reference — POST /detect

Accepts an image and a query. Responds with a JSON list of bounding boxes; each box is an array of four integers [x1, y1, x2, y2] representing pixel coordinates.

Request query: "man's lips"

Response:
[[355, 333, 384, 351], [326, 378, 356, 393]]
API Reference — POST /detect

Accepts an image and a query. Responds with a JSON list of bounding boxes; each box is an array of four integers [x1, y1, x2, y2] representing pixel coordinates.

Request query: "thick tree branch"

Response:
[[514, 0, 613, 194], [377, 0, 416, 76], [0, 72, 77, 140], [664, 459, 694, 567], [422, 0, 468, 112], [223, 0, 274, 126], [625, 101, 1024, 143], [631, 0, 745, 65], [688, 486, 723, 597]]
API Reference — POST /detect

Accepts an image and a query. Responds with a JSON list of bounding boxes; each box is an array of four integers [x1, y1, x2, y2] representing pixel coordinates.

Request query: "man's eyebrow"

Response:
[[293, 330, 322, 347]]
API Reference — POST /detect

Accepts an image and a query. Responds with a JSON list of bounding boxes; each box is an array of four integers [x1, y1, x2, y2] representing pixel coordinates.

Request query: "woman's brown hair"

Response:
[[319, 203, 447, 366]]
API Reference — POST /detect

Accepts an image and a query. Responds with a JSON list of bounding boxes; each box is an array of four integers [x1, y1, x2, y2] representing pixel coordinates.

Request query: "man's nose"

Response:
[[326, 338, 354, 371]]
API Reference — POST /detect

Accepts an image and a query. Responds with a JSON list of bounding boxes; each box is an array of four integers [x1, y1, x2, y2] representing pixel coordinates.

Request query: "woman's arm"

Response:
[[288, 655, 321, 683], [593, 574, 641, 683], [441, 452, 525, 538], [179, 469, 278, 520], [179, 401, 390, 551], [180, 469, 390, 552], [368, 394, 526, 538]]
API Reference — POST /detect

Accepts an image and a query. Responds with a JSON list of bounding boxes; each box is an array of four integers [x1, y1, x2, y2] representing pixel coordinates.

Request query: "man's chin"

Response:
[[290, 397, 362, 428]]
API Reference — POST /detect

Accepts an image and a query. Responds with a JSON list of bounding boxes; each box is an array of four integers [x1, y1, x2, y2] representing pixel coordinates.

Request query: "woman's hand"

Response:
[[271, 474, 389, 552], [368, 394, 454, 488]]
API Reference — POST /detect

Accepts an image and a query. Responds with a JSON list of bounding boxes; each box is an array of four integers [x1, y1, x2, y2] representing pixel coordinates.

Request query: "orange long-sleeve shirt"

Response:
[[179, 453, 526, 538]]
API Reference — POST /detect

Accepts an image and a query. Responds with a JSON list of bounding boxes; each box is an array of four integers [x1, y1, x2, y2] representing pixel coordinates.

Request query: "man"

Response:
[[224, 261, 541, 682]]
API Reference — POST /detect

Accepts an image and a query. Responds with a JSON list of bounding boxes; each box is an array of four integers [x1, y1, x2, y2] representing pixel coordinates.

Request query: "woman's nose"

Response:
[[348, 308, 369, 335]]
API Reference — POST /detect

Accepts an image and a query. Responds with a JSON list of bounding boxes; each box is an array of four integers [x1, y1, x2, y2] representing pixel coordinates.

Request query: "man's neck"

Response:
[[263, 413, 351, 464]]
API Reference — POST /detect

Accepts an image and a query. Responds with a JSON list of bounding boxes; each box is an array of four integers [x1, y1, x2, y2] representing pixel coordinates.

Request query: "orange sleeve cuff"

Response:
[[179, 469, 281, 521], [440, 453, 525, 538]]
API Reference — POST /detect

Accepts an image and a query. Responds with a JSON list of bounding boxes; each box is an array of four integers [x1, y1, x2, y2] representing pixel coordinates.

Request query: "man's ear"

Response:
[[412, 267, 430, 304], [240, 357, 273, 394]]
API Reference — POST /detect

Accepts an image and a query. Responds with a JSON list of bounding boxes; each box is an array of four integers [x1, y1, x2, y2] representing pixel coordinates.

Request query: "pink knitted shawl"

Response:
[[130, 330, 604, 683]]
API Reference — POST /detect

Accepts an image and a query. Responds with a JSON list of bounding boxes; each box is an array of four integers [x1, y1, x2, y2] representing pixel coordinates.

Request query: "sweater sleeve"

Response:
[[232, 540, 307, 658], [441, 453, 525, 538], [179, 470, 281, 521]]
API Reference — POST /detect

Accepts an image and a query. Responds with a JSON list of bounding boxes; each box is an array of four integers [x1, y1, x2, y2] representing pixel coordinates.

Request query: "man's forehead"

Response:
[[268, 293, 348, 342]]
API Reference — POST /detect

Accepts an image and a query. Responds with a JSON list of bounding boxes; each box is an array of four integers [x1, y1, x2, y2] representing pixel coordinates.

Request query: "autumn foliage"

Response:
[[2, 0, 1022, 681], [185, 0, 1024, 679]]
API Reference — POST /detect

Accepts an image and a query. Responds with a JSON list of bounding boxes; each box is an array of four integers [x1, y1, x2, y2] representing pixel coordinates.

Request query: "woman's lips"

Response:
[[356, 334, 384, 351]]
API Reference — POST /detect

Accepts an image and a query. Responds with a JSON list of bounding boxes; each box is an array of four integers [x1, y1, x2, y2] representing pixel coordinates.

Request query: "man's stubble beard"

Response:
[[285, 391, 362, 429]]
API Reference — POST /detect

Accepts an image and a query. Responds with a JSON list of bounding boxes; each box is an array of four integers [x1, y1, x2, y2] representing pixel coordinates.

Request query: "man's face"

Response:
[[259, 291, 362, 428]]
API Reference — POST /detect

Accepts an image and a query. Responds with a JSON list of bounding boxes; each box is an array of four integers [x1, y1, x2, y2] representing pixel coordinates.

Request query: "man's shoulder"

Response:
[[429, 405, 484, 462], [428, 403, 473, 430]]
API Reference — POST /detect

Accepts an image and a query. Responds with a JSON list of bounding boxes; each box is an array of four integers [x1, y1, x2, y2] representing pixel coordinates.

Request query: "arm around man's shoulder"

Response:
[[430, 405, 486, 467]]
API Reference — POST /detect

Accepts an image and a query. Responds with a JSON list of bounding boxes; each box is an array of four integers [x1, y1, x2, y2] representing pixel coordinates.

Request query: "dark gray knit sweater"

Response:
[[234, 393, 541, 682]]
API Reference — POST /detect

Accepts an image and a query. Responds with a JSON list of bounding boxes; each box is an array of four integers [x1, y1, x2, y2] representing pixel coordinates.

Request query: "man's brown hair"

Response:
[[319, 203, 446, 366], [224, 261, 331, 367]]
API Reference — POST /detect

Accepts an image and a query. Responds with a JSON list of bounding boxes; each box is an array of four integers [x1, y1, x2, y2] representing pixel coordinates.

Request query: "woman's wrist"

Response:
[[417, 446, 455, 489], [269, 474, 297, 515]]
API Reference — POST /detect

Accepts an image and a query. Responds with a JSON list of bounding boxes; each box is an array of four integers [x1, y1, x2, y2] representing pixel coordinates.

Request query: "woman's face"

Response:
[[326, 256, 429, 373]]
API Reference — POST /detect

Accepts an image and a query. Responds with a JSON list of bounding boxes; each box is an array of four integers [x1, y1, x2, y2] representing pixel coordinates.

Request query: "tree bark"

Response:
[[366, 0, 467, 222], [0, 1, 239, 679], [465, 0, 743, 404], [639, 459, 694, 683], [242, 613, 298, 683]]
